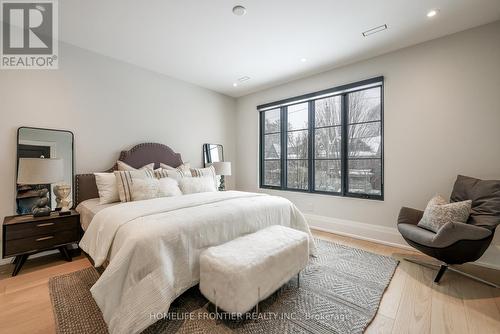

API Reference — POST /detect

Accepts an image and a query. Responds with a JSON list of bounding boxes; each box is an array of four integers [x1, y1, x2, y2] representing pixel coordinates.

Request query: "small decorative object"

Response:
[[208, 161, 232, 191], [17, 158, 64, 217], [54, 184, 72, 214], [32, 188, 51, 217]]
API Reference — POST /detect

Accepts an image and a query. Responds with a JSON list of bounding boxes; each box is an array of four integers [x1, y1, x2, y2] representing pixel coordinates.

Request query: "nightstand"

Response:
[[2, 210, 81, 276]]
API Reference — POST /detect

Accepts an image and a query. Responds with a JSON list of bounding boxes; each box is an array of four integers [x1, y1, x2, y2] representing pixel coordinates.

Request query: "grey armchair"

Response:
[[397, 175, 500, 287]]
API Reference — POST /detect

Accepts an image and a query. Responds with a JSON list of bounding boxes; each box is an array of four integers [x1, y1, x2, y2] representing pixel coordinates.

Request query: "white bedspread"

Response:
[[79, 191, 316, 334]]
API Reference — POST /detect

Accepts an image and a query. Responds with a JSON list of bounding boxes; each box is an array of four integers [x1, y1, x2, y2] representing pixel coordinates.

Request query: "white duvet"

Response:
[[79, 191, 317, 334]]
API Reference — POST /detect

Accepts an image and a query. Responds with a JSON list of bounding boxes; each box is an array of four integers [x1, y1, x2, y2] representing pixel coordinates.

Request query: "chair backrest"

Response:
[[450, 175, 500, 231]]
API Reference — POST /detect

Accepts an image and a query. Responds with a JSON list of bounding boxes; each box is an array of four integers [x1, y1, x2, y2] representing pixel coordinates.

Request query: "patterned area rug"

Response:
[[49, 239, 398, 334]]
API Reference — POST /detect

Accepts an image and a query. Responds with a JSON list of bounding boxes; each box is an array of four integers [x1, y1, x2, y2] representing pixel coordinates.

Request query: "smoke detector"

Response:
[[232, 5, 247, 16]]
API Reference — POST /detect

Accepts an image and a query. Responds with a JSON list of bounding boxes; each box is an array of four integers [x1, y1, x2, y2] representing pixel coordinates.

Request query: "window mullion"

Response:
[[308, 100, 314, 192], [281, 106, 287, 190], [341, 94, 348, 196], [259, 111, 264, 188]]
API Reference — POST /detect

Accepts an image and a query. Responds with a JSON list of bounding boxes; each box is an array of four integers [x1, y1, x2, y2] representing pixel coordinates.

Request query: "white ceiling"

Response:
[[59, 0, 500, 97]]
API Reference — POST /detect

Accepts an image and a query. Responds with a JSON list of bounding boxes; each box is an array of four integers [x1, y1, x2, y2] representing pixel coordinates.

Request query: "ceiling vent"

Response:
[[238, 76, 251, 82], [362, 24, 388, 37]]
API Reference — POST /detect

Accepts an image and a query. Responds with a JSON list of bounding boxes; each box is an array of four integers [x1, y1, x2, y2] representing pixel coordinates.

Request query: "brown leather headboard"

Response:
[[75, 143, 183, 205]]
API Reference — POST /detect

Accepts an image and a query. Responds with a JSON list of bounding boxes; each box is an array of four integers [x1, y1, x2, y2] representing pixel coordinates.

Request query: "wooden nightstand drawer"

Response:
[[3, 210, 81, 276], [4, 229, 79, 257], [5, 216, 79, 241]]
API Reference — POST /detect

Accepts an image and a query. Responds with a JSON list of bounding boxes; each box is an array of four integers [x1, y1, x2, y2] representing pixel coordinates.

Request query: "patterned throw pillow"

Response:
[[160, 162, 191, 174], [190, 165, 217, 189], [114, 169, 155, 202], [417, 195, 472, 233], [154, 167, 192, 181]]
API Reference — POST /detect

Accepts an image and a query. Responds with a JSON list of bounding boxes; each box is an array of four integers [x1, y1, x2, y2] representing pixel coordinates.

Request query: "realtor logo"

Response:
[[1, 0, 58, 69]]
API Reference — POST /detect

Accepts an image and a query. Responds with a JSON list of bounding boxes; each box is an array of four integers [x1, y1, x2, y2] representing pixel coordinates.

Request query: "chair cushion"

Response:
[[398, 223, 436, 247], [399, 222, 491, 248], [450, 175, 500, 229]]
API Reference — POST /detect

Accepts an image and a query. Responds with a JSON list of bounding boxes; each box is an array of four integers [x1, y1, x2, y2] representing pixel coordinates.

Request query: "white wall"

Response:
[[0, 42, 236, 257], [235, 21, 500, 268]]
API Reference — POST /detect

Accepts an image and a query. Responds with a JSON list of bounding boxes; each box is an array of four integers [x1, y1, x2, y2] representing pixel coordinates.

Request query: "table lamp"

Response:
[[208, 161, 231, 191]]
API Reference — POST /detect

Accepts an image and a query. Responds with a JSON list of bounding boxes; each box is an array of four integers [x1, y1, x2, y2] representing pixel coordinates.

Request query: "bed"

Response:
[[75, 143, 317, 334]]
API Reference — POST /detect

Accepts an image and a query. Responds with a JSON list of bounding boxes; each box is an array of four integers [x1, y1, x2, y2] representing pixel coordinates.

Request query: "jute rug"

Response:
[[49, 239, 398, 334]]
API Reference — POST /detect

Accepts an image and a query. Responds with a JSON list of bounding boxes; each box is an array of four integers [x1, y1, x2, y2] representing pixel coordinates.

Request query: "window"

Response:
[[259, 77, 383, 200]]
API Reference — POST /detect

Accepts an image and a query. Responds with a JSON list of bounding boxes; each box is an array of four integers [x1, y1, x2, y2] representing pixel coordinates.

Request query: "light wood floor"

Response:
[[0, 230, 499, 334]]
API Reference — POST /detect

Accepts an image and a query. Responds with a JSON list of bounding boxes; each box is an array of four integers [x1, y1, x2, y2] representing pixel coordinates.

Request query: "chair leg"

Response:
[[402, 257, 499, 288], [434, 265, 448, 284], [448, 267, 500, 289]]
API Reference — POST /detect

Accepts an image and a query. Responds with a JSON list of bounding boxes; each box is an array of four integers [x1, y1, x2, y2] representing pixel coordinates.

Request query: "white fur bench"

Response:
[[199, 225, 309, 314]]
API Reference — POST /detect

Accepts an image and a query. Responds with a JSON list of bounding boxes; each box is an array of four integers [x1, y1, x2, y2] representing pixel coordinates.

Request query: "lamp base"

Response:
[[218, 175, 225, 191]]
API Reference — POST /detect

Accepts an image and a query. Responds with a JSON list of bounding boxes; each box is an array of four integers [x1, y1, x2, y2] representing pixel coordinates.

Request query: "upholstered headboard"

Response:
[[75, 143, 183, 205]]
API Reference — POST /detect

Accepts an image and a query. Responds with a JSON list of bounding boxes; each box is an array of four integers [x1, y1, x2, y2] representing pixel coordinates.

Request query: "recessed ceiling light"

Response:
[[300, 58, 307, 62], [362, 24, 388, 37], [232, 5, 246, 16], [427, 9, 438, 18], [232, 82, 238, 87]]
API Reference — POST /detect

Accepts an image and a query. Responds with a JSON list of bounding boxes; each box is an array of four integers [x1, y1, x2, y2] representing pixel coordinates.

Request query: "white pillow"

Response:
[[158, 177, 182, 197], [131, 178, 160, 201], [130, 177, 182, 202], [179, 176, 217, 194], [117, 160, 154, 171], [94, 173, 119, 204], [190, 165, 217, 189]]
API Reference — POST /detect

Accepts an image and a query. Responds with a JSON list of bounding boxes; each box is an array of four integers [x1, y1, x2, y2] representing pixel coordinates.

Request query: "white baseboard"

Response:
[[306, 213, 500, 271]]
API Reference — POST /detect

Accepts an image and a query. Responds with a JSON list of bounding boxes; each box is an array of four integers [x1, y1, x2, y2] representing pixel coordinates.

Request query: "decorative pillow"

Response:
[[130, 177, 182, 201], [418, 195, 472, 233], [190, 165, 217, 189], [154, 168, 192, 181], [179, 176, 217, 194], [94, 173, 120, 204], [131, 178, 160, 201], [158, 177, 182, 197], [160, 162, 191, 174], [117, 160, 154, 171], [114, 170, 155, 202]]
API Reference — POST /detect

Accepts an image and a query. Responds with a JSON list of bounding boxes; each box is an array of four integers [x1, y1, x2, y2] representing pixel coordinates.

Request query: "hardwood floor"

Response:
[[0, 230, 499, 334]]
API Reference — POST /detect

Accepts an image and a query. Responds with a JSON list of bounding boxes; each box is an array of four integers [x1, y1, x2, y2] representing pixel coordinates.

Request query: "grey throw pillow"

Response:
[[418, 195, 472, 233]]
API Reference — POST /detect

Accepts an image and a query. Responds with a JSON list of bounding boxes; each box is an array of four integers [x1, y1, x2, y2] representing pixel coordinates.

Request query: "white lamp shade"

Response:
[[209, 161, 231, 176], [17, 158, 64, 185]]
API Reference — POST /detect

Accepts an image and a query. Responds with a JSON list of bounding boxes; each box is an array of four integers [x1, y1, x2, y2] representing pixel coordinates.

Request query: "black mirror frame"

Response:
[[16, 126, 75, 213], [203, 143, 224, 167]]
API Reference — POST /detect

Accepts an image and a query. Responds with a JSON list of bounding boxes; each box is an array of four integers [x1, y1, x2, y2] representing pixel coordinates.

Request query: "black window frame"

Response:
[[258, 77, 384, 201]]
